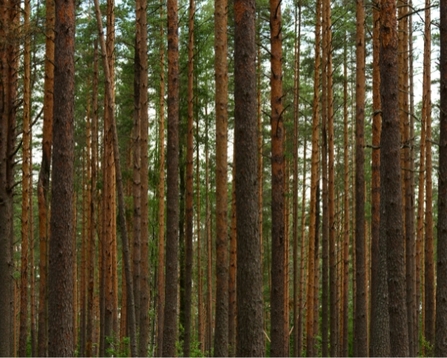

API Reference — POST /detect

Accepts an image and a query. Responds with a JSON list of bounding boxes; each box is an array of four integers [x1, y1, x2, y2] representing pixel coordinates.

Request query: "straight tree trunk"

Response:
[[19, 0, 32, 353], [234, 0, 265, 352], [416, 1, 429, 355], [47, 0, 76, 353], [132, 33, 142, 342], [86, 40, 99, 357], [269, 0, 287, 352], [324, 1, 337, 354], [0, 0, 18, 353], [380, 0, 409, 354], [292, 3, 301, 356], [306, 0, 321, 354], [156, 2, 166, 354], [37, 0, 54, 355], [354, 0, 368, 355], [296, 137, 307, 358], [162, 0, 180, 350], [228, 153, 237, 357], [137, 0, 150, 351], [435, 0, 447, 353], [370, 1, 391, 355], [182, 0, 194, 354], [214, 0, 229, 351], [342, 40, 351, 357], [424, 0, 435, 348], [398, 2, 415, 354], [196, 128, 205, 353]]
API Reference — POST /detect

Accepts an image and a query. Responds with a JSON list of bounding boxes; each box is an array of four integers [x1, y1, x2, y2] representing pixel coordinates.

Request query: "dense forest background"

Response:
[[1, 0, 447, 355]]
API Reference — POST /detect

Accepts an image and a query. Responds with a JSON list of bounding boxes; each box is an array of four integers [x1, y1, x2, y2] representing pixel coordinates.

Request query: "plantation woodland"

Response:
[[2, 0, 447, 355]]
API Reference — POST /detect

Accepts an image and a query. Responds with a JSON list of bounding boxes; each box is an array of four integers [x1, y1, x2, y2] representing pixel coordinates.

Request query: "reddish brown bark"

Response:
[[269, 0, 287, 352], [162, 0, 180, 351]]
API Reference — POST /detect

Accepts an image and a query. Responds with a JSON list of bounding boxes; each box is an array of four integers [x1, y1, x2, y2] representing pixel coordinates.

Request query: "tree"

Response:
[[182, 0, 194, 354], [156, 2, 166, 355], [0, 0, 19, 354], [19, 0, 32, 353], [162, 0, 180, 350], [306, 0, 321, 355], [47, 0, 76, 353], [234, 0, 265, 353], [213, 0, 229, 351], [136, 0, 150, 352], [435, 0, 447, 354], [354, 0, 367, 355], [380, 0, 409, 355], [269, 0, 287, 352], [37, 0, 55, 355], [370, 0, 390, 355]]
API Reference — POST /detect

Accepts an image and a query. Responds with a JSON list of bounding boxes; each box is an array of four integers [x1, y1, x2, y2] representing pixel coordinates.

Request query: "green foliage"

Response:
[[420, 335, 434, 357], [105, 336, 130, 357]]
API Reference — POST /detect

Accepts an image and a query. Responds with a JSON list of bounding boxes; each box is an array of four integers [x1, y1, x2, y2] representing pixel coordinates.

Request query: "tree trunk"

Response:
[[424, 0, 435, 349], [137, 0, 150, 351], [214, 0, 229, 352], [19, 0, 31, 352], [47, 0, 76, 353], [292, 3, 301, 356], [341, 39, 352, 357], [435, 0, 447, 353], [354, 0, 368, 355], [0, 0, 18, 354], [234, 0, 265, 352], [380, 0, 409, 354], [306, 0, 321, 354], [162, 0, 180, 350], [37, 0, 54, 355], [269, 0, 287, 352], [228, 153, 237, 357], [370, 1, 390, 355], [156, 2, 166, 354]]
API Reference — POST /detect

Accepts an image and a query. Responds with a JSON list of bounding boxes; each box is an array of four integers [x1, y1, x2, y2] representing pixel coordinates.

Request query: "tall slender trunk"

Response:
[[424, 0, 435, 348], [354, 0, 367, 355], [292, 3, 301, 356], [162, 0, 180, 350], [86, 40, 99, 357], [380, 0, 409, 354], [306, 0, 321, 354], [341, 40, 352, 357], [182, 0, 194, 354], [370, 1, 390, 355], [37, 0, 54, 355], [214, 0, 229, 351], [137, 0, 150, 351], [296, 137, 307, 357], [234, 0, 265, 351], [48, 0, 76, 353], [269, 0, 286, 351], [19, 0, 32, 353], [435, 0, 447, 353], [228, 152, 237, 357], [417, 1, 429, 355], [156, 2, 166, 354]]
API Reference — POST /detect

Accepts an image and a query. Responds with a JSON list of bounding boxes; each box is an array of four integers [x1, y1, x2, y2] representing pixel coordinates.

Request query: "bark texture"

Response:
[[234, 0, 265, 353]]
